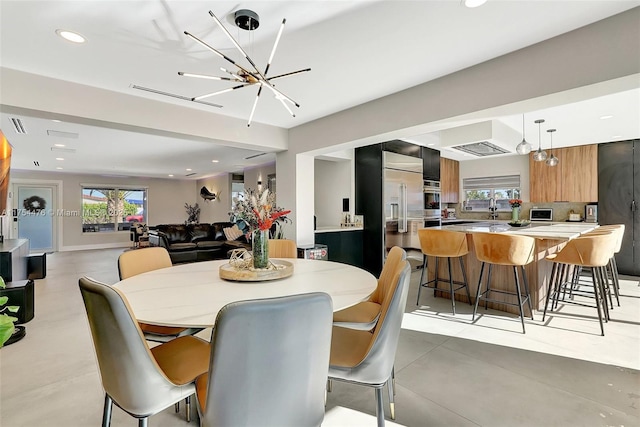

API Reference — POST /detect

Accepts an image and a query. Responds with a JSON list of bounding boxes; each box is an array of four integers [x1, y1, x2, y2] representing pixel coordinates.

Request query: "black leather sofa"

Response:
[[148, 222, 250, 264]]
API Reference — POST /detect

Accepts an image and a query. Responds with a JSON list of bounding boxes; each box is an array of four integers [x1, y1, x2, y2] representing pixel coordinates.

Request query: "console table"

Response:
[[0, 239, 29, 282]]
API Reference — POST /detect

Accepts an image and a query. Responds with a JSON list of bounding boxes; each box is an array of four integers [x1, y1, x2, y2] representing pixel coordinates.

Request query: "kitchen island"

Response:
[[424, 222, 598, 314]]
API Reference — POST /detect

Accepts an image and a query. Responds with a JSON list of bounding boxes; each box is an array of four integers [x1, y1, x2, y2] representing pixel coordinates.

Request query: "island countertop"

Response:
[[439, 222, 598, 240]]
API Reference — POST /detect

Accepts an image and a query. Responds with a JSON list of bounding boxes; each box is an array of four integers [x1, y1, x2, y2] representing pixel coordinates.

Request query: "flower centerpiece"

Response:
[[509, 199, 523, 221], [230, 188, 291, 269]]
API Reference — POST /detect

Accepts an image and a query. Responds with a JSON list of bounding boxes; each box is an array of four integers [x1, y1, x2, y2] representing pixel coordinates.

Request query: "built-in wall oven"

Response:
[[424, 180, 441, 227]]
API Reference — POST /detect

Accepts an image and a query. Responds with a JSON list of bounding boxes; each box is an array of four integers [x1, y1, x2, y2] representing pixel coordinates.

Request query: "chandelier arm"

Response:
[[277, 96, 296, 118], [178, 72, 243, 82], [208, 11, 266, 80], [192, 83, 255, 101], [247, 86, 263, 127], [264, 18, 286, 76], [262, 83, 300, 108], [131, 85, 222, 108], [267, 68, 312, 81], [184, 31, 257, 79]]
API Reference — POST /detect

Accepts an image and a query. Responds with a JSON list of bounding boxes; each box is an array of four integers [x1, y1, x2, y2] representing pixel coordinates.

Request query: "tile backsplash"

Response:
[[447, 202, 589, 222]]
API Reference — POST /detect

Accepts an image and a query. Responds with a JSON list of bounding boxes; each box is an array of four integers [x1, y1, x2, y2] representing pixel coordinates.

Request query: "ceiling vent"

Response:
[[47, 130, 79, 139], [245, 152, 267, 160], [10, 118, 27, 134], [33, 161, 40, 167], [440, 120, 519, 157], [51, 147, 77, 153], [452, 141, 510, 156], [185, 172, 196, 177]]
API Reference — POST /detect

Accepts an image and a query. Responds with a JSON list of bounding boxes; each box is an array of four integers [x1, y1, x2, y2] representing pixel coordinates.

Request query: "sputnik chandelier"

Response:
[[134, 9, 309, 127]]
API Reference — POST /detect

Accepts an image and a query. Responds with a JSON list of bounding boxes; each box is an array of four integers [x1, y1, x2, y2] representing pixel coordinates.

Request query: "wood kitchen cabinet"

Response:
[[529, 144, 597, 202], [440, 157, 460, 203]]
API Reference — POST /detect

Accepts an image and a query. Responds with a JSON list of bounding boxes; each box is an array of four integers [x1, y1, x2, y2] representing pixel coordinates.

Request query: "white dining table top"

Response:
[[114, 258, 377, 328]]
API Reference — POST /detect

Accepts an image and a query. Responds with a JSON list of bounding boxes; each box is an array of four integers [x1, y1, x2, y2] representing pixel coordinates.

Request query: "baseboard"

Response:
[[60, 242, 130, 252]]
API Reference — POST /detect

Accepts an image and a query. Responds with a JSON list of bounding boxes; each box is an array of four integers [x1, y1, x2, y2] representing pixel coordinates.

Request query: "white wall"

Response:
[[196, 174, 232, 223], [314, 159, 352, 227], [459, 155, 530, 201], [243, 162, 276, 193], [9, 169, 197, 250]]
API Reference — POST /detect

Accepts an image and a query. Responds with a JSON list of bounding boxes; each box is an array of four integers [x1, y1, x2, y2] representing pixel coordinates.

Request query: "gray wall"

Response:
[[10, 169, 197, 251], [314, 159, 351, 227]]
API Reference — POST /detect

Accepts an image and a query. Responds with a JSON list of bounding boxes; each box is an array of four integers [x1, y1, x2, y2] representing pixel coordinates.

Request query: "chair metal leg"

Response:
[[543, 262, 558, 321], [607, 259, 620, 306], [175, 402, 179, 413], [386, 379, 395, 420], [417, 254, 427, 305], [327, 379, 332, 393], [447, 257, 456, 315], [459, 257, 472, 305], [520, 266, 534, 320], [433, 257, 439, 297], [485, 264, 493, 310], [472, 262, 486, 321], [102, 395, 113, 427], [138, 418, 148, 427], [391, 366, 396, 396], [375, 387, 386, 427], [591, 267, 605, 336], [597, 266, 611, 321], [186, 395, 191, 423], [513, 266, 526, 334]]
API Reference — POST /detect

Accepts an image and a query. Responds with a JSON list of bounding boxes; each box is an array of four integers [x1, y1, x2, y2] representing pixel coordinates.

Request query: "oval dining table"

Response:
[[113, 258, 377, 328]]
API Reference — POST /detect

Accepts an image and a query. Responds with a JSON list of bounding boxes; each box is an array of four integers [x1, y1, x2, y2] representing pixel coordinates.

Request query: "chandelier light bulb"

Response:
[[533, 119, 547, 162], [515, 114, 532, 155], [546, 129, 559, 167]]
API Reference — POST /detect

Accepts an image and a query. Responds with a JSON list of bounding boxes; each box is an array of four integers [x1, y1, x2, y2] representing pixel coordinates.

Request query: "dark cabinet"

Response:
[[422, 146, 440, 181], [598, 140, 640, 275], [314, 230, 364, 268]]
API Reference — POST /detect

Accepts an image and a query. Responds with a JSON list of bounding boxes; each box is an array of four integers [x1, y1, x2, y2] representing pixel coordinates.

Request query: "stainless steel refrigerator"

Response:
[[383, 151, 423, 253]]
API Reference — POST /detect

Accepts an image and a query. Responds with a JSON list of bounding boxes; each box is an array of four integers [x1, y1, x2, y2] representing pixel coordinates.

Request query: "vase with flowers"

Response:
[[230, 188, 291, 269], [509, 199, 522, 222]]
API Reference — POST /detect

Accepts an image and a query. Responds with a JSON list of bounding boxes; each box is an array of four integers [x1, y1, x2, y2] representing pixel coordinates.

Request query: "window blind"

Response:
[[463, 175, 520, 190]]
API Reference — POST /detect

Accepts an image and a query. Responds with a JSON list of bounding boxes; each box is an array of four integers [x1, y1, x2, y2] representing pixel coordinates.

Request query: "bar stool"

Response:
[[542, 233, 617, 336], [417, 229, 472, 315], [584, 225, 625, 305], [472, 233, 535, 333]]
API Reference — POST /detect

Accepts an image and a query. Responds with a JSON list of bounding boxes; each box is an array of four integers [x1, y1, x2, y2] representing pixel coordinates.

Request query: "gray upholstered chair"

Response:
[[195, 293, 333, 427], [328, 259, 412, 427], [267, 238, 297, 258], [118, 247, 203, 343], [78, 276, 210, 426]]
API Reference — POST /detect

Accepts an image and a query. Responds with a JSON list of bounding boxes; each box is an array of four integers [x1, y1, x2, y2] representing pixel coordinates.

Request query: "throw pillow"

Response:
[[223, 225, 243, 241]]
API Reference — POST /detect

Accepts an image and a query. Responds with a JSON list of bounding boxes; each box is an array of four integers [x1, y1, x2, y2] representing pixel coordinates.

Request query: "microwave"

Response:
[[530, 208, 553, 221]]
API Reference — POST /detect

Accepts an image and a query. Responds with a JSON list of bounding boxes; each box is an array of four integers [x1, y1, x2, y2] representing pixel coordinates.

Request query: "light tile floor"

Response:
[[1, 248, 638, 426]]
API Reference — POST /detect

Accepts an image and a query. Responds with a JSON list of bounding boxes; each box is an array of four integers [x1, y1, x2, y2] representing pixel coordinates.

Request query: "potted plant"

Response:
[[0, 276, 21, 347]]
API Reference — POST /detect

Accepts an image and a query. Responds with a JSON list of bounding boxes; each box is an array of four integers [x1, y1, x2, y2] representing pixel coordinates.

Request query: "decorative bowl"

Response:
[[508, 220, 531, 227]]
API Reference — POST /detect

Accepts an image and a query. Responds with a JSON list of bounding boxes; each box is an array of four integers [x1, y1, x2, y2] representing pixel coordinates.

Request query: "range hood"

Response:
[[440, 120, 519, 157]]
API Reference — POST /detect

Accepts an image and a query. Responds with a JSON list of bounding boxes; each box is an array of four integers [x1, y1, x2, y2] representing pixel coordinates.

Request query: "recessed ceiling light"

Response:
[[54, 144, 65, 147], [612, 135, 622, 139], [56, 167, 63, 170], [186, 168, 192, 171], [55, 29, 86, 44], [427, 143, 435, 146], [600, 115, 613, 120], [211, 160, 219, 163], [463, 0, 487, 8], [168, 174, 174, 177], [56, 157, 64, 161], [52, 120, 62, 123]]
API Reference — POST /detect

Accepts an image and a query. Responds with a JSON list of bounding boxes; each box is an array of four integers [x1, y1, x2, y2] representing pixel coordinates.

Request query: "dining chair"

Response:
[[118, 247, 203, 343], [79, 276, 210, 426], [328, 259, 412, 427], [267, 238, 297, 258], [195, 293, 333, 427], [332, 246, 406, 331]]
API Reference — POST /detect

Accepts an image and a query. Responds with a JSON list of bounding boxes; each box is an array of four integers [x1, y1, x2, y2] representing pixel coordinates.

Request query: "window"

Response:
[[230, 181, 245, 210], [462, 175, 521, 212], [82, 186, 147, 233]]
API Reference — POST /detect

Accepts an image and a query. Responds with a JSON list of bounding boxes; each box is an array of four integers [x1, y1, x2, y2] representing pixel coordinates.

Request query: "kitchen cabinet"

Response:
[[529, 144, 597, 202], [314, 229, 364, 269], [598, 140, 640, 276], [440, 157, 460, 203], [422, 146, 440, 181]]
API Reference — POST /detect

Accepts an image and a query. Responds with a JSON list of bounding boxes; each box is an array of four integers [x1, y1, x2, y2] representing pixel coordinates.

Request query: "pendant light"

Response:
[[546, 129, 559, 166], [515, 114, 532, 154], [532, 119, 547, 162]]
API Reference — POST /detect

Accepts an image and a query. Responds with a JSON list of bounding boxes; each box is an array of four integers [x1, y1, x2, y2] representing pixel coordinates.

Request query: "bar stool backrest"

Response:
[[418, 229, 469, 258], [371, 246, 406, 304], [585, 225, 625, 253], [552, 233, 617, 267], [472, 233, 535, 266]]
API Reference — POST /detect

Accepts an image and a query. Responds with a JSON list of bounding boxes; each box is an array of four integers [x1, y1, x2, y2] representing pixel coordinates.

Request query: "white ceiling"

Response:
[[1, 0, 639, 177]]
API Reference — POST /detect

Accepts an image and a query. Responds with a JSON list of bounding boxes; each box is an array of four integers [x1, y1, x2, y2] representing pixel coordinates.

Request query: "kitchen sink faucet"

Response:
[[489, 198, 498, 220]]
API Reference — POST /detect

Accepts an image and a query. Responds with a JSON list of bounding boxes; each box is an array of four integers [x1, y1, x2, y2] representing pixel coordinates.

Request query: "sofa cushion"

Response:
[[212, 222, 234, 241], [195, 240, 225, 249], [190, 223, 213, 242], [157, 224, 191, 243], [168, 242, 197, 252]]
